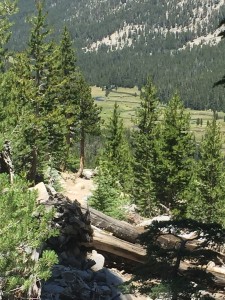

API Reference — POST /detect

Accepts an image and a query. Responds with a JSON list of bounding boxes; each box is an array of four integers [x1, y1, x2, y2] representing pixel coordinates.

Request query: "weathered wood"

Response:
[[85, 226, 146, 263], [86, 227, 225, 287], [81, 206, 142, 243]]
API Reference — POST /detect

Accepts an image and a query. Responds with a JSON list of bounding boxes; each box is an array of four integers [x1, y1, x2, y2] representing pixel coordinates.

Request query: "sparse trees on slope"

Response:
[[132, 78, 160, 216], [186, 118, 225, 225]]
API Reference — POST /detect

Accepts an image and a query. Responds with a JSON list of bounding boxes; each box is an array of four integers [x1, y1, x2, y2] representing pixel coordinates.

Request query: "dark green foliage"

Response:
[[101, 102, 133, 192], [154, 94, 195, 214], [90, 103, 132, 219], [6, 0, 225, 111], [185, 118, 225, 225], [132, 78, 160, 216], [0, 174, 58, 296], [89, 161, 127, 220], [0, 0, 17, 71], [134, 219, 225, 299]]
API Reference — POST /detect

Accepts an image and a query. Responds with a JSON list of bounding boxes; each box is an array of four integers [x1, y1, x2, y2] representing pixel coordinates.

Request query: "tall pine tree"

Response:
[[155, 93, 195, 215], [132, 78, 160, 216], [186, 118, 225, 225], [101, 102, 133, 192]]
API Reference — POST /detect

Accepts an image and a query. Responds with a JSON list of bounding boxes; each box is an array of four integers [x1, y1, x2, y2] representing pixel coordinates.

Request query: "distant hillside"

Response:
[[9, 0, 225, 110]]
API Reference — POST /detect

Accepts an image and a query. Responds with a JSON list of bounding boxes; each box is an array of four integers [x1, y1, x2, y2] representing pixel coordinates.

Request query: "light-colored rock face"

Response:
[[29, 182, 49, 203], [79, 0, 225, 52], [15, 0, 225, 55]]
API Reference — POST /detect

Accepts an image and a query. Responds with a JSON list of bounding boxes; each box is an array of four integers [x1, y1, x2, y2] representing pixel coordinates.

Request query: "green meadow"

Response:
[[92, 86, 225, 150]]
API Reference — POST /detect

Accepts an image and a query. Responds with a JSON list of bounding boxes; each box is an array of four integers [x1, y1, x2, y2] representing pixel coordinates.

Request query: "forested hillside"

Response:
[[9, 0, 225, 110], [1, 1, 225, 299]]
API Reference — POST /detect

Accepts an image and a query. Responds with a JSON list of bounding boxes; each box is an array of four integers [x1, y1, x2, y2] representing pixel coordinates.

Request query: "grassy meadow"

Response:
[[92, 86, 225, 150]]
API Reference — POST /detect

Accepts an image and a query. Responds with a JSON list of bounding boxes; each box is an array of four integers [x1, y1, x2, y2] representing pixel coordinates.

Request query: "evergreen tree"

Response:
[[89, 160, 126, 219], [186, 118, 225, 225], [132, 78, 160, 216], [155, 93, 195, 215], [0, 174, 58, 297], [0, 0, 17, 71], [76, 77, 101, 177], [101, 102, 133, 192], [56, 27, 81, 169], [14, 1, 62, 181]]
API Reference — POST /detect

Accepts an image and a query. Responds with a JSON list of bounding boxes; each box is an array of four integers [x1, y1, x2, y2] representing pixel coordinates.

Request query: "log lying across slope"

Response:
[[81, 206, 142, 243], [81, 205, 225, 288], [88, 225, 146, 263]]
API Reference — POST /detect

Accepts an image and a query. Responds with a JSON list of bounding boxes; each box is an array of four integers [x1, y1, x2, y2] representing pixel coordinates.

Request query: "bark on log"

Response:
[[85, 227, 225, 287], [85, 226, 146, 263], [81, 206, 143, 243]]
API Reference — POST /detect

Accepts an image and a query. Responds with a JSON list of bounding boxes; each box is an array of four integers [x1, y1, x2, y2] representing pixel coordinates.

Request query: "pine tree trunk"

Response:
[[76, 128, 85, 177], [29, 146, 37, 184]]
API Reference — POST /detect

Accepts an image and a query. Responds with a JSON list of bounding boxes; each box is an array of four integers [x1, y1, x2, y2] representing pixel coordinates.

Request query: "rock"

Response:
[[62, 271, 75, 283], [94, 269, 107, 283], [98, 285, 112, 295], [82, 169, 96, 179], [42, 283, 65, 294], [74, 270, 93, 282], [30, 182, 49, 203], [45, 184, 57, 195], [88, 250, 105, 271]]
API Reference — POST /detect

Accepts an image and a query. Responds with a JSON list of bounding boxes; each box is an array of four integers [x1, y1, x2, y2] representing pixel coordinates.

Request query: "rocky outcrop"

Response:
[[39, 190, 139, 300]]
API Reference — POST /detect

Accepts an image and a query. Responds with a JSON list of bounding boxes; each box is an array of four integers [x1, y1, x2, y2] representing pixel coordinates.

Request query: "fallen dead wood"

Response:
[[180, 261, 225, 287], [81, 205, 143, 243], [85, 225, 146, 263], [87, 227, 225, 287]]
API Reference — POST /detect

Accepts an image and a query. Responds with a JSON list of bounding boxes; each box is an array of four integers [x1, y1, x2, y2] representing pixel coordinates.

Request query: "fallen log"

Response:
[[81, 206, 225, 261], [81, 205, 142, 243], [85, 226, 146, 263], [85, 226, 225, 287]]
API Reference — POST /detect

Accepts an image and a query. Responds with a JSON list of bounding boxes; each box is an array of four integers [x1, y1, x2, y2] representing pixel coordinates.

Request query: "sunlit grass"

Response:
[[92, 86, 225, 150]]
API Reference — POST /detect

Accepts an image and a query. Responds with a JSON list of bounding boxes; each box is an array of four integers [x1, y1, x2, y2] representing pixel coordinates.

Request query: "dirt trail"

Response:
[[59, 172, 95, 206]]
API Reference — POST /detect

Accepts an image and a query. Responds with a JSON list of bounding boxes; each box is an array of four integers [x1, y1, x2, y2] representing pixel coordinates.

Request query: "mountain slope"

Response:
[[9, 0, 225, 110]]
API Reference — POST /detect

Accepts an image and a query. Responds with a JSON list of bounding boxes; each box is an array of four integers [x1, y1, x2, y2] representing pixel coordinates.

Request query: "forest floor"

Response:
[[59, 172, 95, 206], [58, 171, 150, 300]]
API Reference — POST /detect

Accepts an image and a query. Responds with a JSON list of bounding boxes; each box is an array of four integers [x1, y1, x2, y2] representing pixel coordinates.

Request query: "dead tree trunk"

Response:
[[0, 141, 14, 184], [81, 206, 142, 243]]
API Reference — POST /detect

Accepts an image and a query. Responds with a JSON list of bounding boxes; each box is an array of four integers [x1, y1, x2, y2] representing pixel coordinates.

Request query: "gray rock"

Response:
[[42, 283, 65, 294], [88, 250, 105, 271], [82, 169, 96, 179], [98, 285, 112, 295], [94, 269, 107, 282], [73, 269, 93, 282], [62, 271, 76, 283], [30, 182, 49, 203]]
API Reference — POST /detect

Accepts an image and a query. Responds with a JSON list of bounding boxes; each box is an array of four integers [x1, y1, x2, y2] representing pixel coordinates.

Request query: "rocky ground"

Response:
[[42, 171, 150, 300]]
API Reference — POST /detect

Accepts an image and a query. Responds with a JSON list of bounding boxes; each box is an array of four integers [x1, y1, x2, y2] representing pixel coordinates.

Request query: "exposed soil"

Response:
[[59, 172, 95, 206]]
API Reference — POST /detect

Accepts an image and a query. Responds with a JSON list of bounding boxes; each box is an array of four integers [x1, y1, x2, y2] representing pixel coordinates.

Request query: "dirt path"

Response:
[[59, 172, 95, 206]]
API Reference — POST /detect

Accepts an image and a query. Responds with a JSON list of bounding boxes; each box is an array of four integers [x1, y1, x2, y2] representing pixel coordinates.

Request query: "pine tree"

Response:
[[186, 118, 225, 225], [0, 0, 17, 71], [154, 93, 195, 215], [101, 102, 133, 192], [19, 1, 57, 181], [132, 78, 160, 216], [0, 174, 58, 297], [76, 77, 101, 177], [56, 26, 81, 169], [89, 160, 126, 219]]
